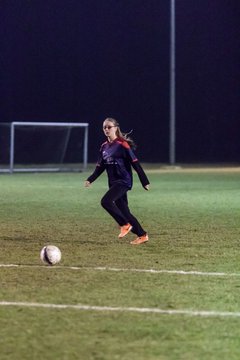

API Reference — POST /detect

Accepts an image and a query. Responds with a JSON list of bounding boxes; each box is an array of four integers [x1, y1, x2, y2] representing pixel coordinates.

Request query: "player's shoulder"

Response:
[[100, 141, 108, 150], [116, 138, 131, 149]]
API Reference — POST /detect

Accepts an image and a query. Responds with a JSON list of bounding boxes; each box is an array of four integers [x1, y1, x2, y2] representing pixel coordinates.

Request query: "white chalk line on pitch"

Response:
[[0, 263, 240, 277], [1, 301, 240, 318]]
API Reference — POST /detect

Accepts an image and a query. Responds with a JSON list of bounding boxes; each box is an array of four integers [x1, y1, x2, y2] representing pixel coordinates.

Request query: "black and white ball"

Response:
[[40, 245, 61, 265]]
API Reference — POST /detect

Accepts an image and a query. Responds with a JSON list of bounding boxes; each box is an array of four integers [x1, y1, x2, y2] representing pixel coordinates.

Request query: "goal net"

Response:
[[0, 122, 89, 173]]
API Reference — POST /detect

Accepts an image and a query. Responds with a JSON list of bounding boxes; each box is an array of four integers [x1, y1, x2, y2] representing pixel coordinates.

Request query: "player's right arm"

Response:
[[85, 163, 105, 186], [85, 150, 106, 186]]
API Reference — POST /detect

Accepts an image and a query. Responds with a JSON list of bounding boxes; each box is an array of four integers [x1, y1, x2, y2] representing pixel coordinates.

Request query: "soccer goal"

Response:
[[0, 122, 89, 173]]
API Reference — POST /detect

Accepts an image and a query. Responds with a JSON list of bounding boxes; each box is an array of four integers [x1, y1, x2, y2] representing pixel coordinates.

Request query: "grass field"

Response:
[[0, 166, 240, 360]]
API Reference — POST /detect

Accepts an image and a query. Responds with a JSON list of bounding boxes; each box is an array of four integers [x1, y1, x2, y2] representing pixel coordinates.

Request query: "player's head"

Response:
[[103, 117, 136, 148], [103, 118, 118, 138]]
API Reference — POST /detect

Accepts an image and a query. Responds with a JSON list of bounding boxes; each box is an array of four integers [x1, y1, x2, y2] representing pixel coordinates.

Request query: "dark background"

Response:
[[1, 0, 239, 163]]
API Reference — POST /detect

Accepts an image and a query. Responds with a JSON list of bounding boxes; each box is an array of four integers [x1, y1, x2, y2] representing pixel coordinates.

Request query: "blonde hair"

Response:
[[104, 117, 136, 149]]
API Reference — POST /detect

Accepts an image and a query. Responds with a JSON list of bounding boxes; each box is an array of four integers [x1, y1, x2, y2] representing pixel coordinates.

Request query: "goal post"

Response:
[[6, 122, 89, 173]]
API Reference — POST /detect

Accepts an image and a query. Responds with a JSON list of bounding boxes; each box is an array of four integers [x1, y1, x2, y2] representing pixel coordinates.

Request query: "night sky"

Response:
[[1, 1, 240, 163]]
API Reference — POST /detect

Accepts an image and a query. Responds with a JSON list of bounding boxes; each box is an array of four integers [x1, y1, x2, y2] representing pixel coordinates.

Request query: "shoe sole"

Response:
[[130, 238, 149, 245]]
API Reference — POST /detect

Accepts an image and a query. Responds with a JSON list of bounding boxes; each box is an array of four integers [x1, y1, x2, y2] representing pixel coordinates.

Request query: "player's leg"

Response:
[[101, 184, 148, 244], [115, 194, 147, 237], [100, 183, 130, 226]]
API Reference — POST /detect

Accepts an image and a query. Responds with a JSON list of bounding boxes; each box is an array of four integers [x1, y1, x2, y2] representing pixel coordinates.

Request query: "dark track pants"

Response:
[[101, 183, 146, 237]]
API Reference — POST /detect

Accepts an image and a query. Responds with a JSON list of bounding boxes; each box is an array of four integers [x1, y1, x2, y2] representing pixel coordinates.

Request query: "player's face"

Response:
[[103, 121, 117, 139]]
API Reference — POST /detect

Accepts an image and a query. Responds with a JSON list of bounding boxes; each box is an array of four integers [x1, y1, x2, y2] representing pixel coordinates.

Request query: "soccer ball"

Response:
[[40, 245, 61, 265]]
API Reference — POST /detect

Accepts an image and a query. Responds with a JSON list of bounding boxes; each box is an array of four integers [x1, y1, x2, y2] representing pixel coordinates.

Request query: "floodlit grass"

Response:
[[0, 167, 240, 359]]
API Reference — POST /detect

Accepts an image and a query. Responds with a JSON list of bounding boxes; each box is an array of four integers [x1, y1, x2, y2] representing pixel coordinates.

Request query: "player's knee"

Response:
[[101, 196, 113, 210], [101, 196, 108, 209]]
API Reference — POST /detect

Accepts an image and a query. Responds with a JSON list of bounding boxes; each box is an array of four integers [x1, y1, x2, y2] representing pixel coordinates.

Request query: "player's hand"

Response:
[[144, 184, 150, 191], [84, 181, 91, 187]]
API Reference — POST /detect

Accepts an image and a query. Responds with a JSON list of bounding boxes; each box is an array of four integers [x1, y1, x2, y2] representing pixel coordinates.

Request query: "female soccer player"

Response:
[[85, 117, 150, 245]]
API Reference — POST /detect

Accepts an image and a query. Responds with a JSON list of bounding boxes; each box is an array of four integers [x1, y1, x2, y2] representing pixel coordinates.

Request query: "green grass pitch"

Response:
[[0, 166, 240, 359]]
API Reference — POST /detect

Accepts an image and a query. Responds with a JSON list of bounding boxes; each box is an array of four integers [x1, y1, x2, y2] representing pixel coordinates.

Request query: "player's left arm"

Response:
[[121, 141, 150, 190], [131, 160, 150, 190]]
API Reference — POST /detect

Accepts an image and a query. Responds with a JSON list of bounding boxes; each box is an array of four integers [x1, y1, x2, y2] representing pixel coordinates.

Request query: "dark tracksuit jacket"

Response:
[[87, 138, 149, 189]]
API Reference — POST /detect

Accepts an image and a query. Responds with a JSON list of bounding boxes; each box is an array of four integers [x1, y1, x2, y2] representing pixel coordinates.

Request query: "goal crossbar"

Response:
[[9, 122, 89, 173]]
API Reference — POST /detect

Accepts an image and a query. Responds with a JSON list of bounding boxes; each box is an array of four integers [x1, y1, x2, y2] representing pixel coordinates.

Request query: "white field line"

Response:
[[0, 263, 240, 277], [1, 301, 240, 318]]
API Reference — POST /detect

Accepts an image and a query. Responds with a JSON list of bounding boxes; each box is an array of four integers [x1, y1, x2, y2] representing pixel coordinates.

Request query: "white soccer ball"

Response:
[[40, 245, 62, 265]]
